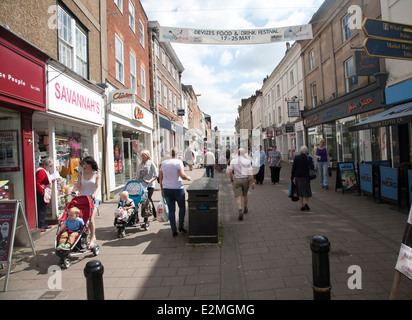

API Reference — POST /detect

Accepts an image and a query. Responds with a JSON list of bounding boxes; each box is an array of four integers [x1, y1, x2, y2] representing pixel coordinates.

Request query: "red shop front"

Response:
[[0, 26, 48, 234]]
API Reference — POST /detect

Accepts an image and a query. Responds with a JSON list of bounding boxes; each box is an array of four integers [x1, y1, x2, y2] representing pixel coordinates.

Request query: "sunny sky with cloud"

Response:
[[141, 1, 326, 130]]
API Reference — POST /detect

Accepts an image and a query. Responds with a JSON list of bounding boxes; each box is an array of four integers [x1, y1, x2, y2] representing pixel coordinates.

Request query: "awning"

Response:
[[349, 101, 412, 131]]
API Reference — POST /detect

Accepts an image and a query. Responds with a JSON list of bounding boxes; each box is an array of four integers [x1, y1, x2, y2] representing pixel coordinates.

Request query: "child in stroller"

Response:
[[55, 195, 99, 269], [57, 206, 84, 250], [114, 180, 148, 238], [114, 191, 135, 222]]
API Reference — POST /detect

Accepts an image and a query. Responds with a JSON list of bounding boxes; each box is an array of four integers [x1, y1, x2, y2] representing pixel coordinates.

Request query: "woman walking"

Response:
[[136, 150, 158, 221], [291, 146, 314, 211], [268, 145, 282, 184], [314, 139, 330, 189], [74, 156, 100, 248]]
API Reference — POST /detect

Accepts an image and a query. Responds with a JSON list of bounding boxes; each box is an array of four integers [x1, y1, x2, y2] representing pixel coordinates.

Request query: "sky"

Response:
[[140, 0, 326, 131]]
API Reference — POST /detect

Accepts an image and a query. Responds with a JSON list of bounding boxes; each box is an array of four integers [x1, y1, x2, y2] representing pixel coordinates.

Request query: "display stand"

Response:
[[335, 162, 358, 194], [0, 200, 36, 291], [390, 205, 412, 299]]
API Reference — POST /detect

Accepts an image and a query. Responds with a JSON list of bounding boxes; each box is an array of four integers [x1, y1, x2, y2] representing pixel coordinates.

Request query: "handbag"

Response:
[[308, 156, 317, 180], [44, 186, 52, 203], [288, 181, 299, 202], [141, 198, 153, 218], [157, 198, 169, 222]]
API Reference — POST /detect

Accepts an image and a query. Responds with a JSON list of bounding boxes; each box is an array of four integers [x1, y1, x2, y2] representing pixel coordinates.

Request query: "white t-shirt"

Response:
[[160, 158, 184, 189], [229, 156, 253, 179]]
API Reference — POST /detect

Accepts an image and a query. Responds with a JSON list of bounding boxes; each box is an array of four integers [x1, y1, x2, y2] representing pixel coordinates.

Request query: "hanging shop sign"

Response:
[[0, 38, 46, 110], [48, 66, 104, 126], [159, 24, 313, 45]]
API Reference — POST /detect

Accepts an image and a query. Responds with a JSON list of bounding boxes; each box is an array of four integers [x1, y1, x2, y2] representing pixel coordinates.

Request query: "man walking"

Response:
[[254, 145, 267, 184], [229, 148, 256, 221], [204, 148, 216, 178], [159, 147, 191, 237]]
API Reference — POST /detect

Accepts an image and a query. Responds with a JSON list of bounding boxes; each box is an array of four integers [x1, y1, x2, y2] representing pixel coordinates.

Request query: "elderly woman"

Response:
[[135, 150, 158, 220], [291, 146, 315, 211], [36, 158, 54, 231]]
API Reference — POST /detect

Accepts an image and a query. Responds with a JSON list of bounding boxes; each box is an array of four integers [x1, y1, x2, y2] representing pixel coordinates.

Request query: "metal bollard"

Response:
[[310, 235, 331, 300], [84, 260, 105, 300]]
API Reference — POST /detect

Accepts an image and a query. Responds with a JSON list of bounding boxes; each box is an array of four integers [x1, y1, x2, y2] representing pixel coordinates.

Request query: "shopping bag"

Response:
[[288, 181, 299, 202], [157, 198, 169, 222], [141, 198, 153, 218]]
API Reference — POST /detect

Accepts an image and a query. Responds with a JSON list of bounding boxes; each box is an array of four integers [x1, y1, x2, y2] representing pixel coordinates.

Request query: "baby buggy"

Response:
[[114, 180, 151, 238], [55, 195, 99, 269]]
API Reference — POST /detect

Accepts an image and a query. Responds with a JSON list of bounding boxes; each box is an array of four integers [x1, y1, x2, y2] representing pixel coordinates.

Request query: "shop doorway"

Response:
[[122, 138, 133, 182]]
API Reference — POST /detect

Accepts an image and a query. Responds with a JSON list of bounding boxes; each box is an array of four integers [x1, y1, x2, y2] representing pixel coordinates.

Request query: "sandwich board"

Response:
[[0, 200, 36, 291]]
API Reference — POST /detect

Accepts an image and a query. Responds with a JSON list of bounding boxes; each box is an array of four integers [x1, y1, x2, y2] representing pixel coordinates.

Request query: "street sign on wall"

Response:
[[363, 38, 412, 61], [362, 18, 412, 61], [363, 18, 412, 43]]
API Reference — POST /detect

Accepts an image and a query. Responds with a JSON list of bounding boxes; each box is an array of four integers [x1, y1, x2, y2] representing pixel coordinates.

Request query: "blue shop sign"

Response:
[[380, 166, 398, 201], [359, 163, 373, 194]]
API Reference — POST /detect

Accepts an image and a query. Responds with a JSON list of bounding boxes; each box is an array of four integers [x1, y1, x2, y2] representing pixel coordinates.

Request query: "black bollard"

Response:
[[84, 260, 104, 300], [310, 235, 331, 300]]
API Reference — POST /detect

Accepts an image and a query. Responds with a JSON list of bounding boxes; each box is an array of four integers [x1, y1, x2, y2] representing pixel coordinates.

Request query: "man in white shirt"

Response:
[[159, 147, 191, 237], [228, 148, 255, 221], [204, 148, 216, 178]]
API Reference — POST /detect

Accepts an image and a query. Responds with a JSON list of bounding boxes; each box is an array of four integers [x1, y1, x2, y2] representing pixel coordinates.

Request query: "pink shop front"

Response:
[[33, 61, 104, 223]]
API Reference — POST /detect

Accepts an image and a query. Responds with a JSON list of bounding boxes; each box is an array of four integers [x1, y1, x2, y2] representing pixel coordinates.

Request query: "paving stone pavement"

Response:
[[1, 161, 412, 301]]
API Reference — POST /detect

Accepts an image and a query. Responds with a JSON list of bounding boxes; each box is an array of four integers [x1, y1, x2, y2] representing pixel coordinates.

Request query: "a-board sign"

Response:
[[380, 166, 399, 202], [0, 200, 36, 291], [359, 163, 373, 194], [335, 162, 358, 193], [395, 206, 412, 279]]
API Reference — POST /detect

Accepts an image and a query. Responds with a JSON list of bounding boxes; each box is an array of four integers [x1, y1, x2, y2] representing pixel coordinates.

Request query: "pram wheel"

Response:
[[141, 222, 150, 231], [117, 228, 126, 238], [92, 244, 100, 256], [61, 257, 71, 269]]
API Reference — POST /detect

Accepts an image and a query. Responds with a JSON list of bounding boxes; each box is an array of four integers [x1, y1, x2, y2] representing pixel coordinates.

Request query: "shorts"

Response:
[[233, 178, 250, 197], [92, 199, 100, 208]]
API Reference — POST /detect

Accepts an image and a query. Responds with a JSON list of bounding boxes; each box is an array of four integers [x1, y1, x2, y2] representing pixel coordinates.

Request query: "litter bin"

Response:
[[187, 177, 219, 243]]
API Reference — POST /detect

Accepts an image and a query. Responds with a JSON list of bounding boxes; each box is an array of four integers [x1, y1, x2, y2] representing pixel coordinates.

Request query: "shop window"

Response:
[[0, 107, 23, 204], [54, 122, 93, 213]]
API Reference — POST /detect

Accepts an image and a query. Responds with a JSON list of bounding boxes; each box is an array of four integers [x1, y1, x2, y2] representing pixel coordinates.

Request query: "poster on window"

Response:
[[0, 130, 20, 172]]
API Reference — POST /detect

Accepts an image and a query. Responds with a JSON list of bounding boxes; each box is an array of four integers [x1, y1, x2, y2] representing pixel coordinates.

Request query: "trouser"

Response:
[[59, 230, 79, 246], [255, 164, 265, 183], [147, 187, 156, 217], [270, 166, 281, 183], [36, 192, 48, 229], [163, 188, 186, 233], [317, 161, 329, 187], [206, 165, 214, 178]]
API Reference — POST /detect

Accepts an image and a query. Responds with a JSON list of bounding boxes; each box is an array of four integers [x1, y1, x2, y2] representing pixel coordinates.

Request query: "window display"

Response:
[[55, 122, 92, 213], [0, 107, 23, 203], [112, 122, 151, 189]]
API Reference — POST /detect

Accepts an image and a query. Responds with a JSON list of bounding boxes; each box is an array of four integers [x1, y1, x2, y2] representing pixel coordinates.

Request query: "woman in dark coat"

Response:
[[291, 146, 314, 211]]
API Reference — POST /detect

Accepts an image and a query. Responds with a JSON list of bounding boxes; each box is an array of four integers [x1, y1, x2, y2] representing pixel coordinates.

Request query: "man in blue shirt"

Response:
[[254, 145, 267, 184]]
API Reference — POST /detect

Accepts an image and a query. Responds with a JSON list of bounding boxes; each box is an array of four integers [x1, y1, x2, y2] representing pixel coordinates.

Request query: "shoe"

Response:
[[178, 227, 187, 233], [238, 209, 243, 221], [305, 204, 310, 211], [172, 231, 179, 237], [300, 207, 305, 211], [57, 244, 65, 250], [324, 185, 329, 190], [244, 207, 248, 214]]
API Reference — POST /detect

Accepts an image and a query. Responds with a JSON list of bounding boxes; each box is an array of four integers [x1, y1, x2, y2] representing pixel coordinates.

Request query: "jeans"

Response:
[[163, 188, 186, 233], [317, 161, 328, 187], [206, 165, 214, 178]]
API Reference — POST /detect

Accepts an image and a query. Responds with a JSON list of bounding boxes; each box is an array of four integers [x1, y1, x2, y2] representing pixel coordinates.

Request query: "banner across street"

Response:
[[158, 24, 313, 45]]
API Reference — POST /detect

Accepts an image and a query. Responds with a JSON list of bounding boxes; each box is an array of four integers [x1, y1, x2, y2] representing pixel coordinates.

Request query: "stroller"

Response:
[[114, 180, 151, 238], [55, 195, 99, 269]]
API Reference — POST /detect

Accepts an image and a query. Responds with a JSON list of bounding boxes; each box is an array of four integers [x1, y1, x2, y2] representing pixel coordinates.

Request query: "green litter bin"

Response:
[[187, 177, 219, 243]]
